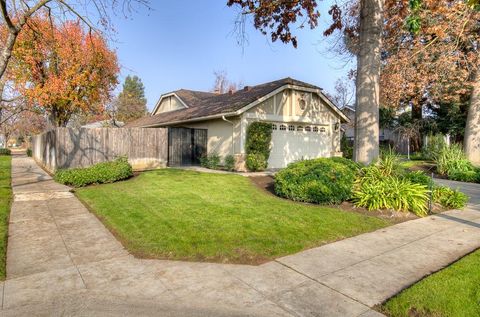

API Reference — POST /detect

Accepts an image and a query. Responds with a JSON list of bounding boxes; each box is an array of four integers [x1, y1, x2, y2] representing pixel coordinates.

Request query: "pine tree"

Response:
[[117, 75, 147, 123]]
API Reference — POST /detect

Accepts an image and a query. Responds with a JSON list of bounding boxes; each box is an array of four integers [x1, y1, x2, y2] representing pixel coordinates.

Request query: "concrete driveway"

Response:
[[2, 154, 480, 316]]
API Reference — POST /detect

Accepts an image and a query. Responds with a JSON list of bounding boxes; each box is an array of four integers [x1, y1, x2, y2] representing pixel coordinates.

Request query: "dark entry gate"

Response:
[[168, 127, 207, 166]]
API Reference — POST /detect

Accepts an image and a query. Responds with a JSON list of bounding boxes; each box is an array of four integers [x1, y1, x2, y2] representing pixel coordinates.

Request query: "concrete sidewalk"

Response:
[[2, 154, 480, 316]]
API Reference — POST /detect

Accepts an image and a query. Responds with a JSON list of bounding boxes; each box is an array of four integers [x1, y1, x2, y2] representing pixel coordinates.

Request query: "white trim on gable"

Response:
[[143, 83, 349, 127], [235, 84, 350, 123], [151, 92, 189, 115]]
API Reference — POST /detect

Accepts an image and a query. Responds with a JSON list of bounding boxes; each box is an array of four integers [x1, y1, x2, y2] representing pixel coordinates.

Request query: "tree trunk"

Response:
[[0, 29, 18, 81], [464, 70, 480, 166], [354, 0, 383, 164]]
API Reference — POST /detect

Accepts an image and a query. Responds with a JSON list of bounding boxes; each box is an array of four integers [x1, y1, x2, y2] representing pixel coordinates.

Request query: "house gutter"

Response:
[[222, 115, 235, 155]]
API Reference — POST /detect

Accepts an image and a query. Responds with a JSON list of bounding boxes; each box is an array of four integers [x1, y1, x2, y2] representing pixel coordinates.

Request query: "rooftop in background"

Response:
[[82, 120, 125, 129]]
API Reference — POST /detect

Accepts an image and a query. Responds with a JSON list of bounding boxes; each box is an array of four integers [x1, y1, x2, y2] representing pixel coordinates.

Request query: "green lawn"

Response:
[[76, 169, 389, 264], [0, 155, 12, 280], [383, 249, 480, 317]]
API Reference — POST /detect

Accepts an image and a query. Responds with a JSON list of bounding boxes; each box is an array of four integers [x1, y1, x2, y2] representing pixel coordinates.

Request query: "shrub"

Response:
[[54, 157, 133, 187], [436, 143, 473, 175], [378, 149, 403, 177], [245, 122, 272, 171], [224, 155, 235, 171], [246, 153, 267, 172], [448, 169, 480, 183], [340, 135, 353, 160], [435, 143, 480, 183], [403, 171, 433, 188], [274, 157, 360, 204], [199, 153, 221, 170], [353, 169, 429, 217], [433, 186, 468, 209], [26, 148, 32, 157], [0, 148, 11, 156], [422, 134, 446, 161]]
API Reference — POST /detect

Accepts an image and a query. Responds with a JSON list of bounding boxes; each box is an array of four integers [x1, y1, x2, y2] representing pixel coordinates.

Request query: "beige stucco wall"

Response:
[[182, 117, 241, 160], [243, 88, 342, 154], [154, 95, 185, 115], [247, 89, 337, 123]]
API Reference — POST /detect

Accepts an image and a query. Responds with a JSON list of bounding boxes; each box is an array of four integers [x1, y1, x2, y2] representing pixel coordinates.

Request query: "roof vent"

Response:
[[228, 89, 234, 95], [243, 86, 251, 91]]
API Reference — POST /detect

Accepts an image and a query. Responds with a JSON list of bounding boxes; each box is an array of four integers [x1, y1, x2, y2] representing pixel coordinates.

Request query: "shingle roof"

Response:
[[125, 78, 323, 128]]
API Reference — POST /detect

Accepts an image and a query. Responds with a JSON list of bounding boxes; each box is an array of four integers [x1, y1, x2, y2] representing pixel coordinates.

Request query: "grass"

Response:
[[76, 169, 389, 264], [399, 160, 431, 169], [383, 249, 480, 317], [0, 155, 12, 280]]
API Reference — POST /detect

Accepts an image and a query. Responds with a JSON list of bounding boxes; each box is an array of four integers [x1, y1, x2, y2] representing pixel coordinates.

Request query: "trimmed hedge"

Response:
[[26, 148, 32, 157], [274, 157, 360, 204], [245, 122, 272, 171], [55, 157, 133, 187], [0, 149, 11, 156]]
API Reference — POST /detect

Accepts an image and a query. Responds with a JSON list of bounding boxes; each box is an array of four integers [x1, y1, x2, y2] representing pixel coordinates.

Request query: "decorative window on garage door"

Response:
[[271, 123, 277, 130], [279, 124, 287, 131], [288, 125, 295, 131]]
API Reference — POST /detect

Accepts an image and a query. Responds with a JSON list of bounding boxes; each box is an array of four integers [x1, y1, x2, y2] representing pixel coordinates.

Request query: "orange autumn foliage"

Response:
[[381, 0, 480, 109], [8, 17, 118, 126]]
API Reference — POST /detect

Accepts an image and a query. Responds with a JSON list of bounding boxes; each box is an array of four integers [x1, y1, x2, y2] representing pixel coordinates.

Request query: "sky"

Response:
[[109, 1, 355, 111]]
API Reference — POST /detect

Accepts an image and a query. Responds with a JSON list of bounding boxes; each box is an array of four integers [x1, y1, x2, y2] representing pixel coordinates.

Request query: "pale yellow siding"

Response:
[[154, 95, 185, 114], [247, 89, 337, 124], [182, 117, 241, 160], [242, 88, 343, 167]]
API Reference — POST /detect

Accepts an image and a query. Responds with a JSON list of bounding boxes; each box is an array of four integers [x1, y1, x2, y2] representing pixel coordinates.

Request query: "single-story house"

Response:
[[126, 78, 349, 170]]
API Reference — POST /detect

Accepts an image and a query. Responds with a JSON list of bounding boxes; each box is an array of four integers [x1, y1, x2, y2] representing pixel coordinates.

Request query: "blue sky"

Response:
[[110, 1, 354, 110]]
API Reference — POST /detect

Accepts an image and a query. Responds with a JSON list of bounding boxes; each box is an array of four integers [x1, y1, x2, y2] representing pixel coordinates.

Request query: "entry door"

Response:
[[168, 127, 207, 166]]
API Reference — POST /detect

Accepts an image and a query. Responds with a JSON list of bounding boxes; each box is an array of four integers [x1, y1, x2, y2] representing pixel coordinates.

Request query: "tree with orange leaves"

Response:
[[9, 17, 119, 127]]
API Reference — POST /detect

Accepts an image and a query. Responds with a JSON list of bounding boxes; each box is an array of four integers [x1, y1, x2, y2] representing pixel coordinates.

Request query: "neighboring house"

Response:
[[341, 105, 396, 142], [126, 78, 349, 170], [340, 106, 356, 141], [341, 106, 410, 153], [82, 119, 125, 128]]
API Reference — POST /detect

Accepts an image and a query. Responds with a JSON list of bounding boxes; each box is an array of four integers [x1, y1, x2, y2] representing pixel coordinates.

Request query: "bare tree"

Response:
[[211, 70, 242, 93], [330, 76, 355, 109]]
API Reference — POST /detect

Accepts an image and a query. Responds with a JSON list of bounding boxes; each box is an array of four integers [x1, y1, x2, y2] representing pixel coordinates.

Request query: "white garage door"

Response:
[[268, 123, 332, 169]]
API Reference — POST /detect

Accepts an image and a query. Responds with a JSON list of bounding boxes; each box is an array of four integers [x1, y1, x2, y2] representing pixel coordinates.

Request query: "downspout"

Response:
[[222, 116, 235, 155]]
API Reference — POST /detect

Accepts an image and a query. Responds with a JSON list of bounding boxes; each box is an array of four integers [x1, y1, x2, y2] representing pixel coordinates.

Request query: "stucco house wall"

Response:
[[181, 117, 242, 160]]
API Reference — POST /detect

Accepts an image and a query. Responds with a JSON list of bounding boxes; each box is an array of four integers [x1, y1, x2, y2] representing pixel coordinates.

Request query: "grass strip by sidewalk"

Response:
[[0, 155, 12, 280], [383, 248, 480, 317], [76, 169, 389, 264]]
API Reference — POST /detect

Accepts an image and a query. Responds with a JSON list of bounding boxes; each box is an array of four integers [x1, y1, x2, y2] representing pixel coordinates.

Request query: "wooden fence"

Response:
[[32, 127, 168, 172]]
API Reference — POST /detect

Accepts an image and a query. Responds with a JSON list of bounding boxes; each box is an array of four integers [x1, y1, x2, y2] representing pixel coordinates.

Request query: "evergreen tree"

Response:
[[117, 75, 147, 122]]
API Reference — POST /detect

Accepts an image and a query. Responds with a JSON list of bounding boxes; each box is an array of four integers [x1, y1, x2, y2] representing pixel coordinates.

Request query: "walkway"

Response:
[[2, 154, 480, 316]]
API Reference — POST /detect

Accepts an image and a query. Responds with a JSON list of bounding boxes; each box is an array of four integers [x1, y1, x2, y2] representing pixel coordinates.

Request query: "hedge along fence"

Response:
[[245, 122, 272, 171], [32, 127, 168, 173]]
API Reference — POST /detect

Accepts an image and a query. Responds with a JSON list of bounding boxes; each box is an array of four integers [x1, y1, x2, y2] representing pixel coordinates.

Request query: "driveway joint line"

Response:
[[221, 267, 299, 317], [274, 260, 373, 308]]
